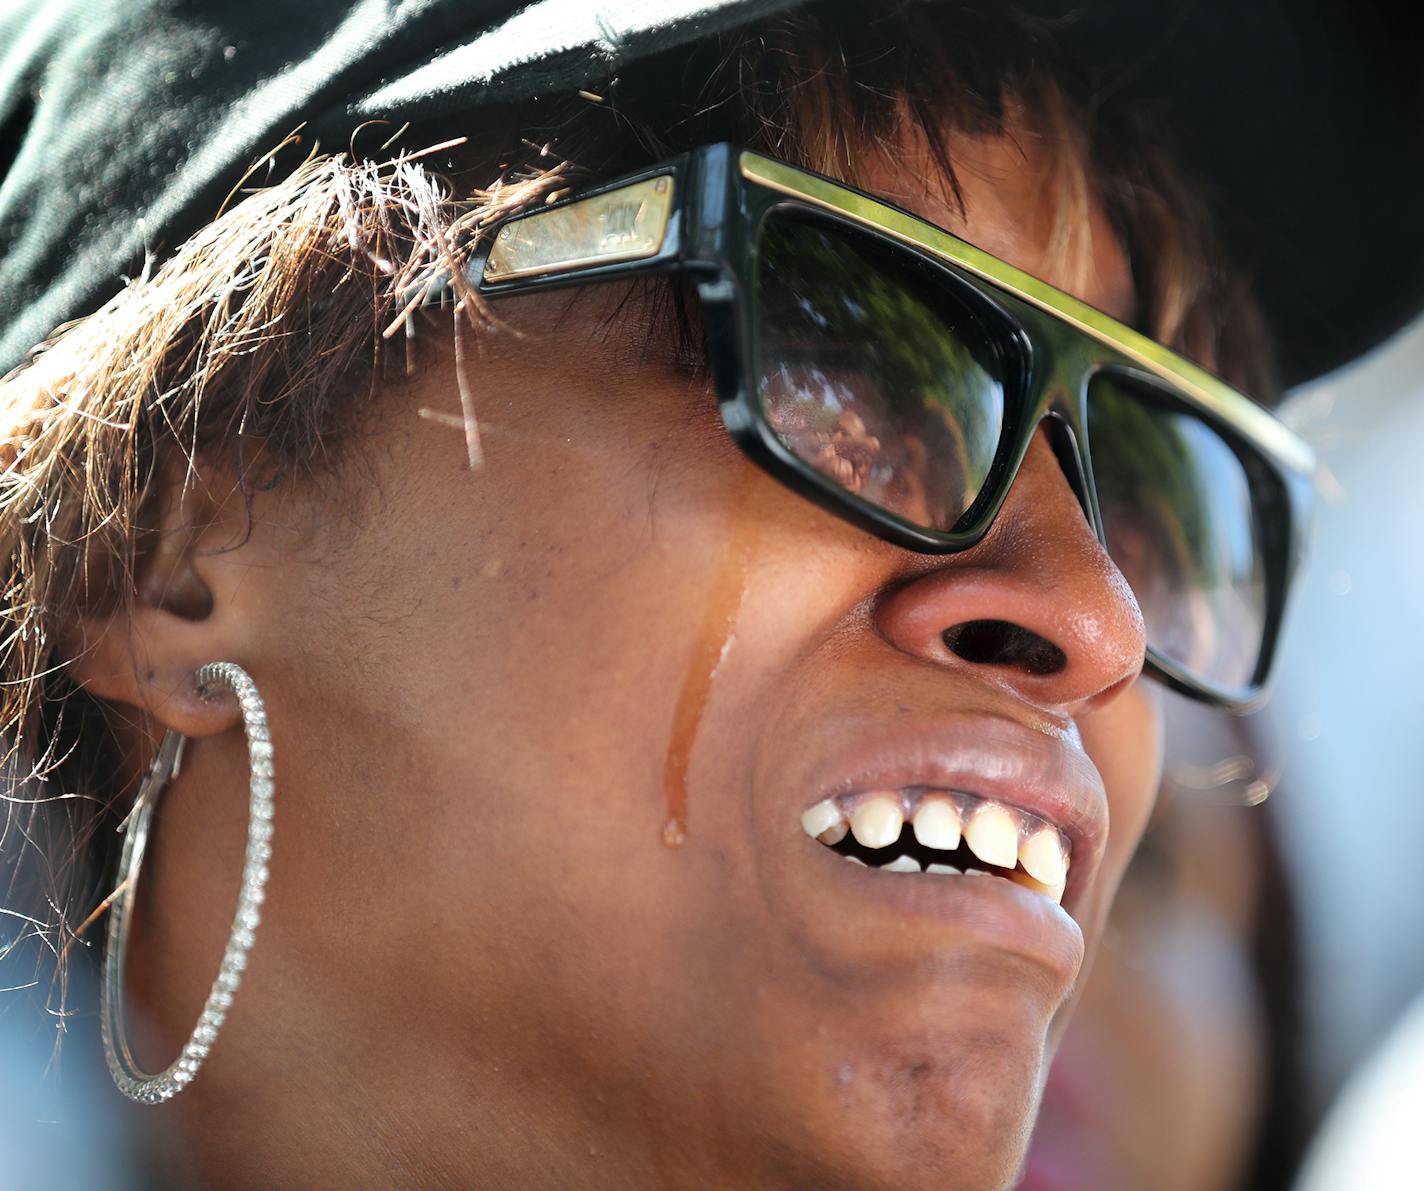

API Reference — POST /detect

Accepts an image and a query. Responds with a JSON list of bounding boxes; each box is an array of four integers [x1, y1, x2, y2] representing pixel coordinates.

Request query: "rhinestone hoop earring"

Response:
[[101, 662, 274, 1105]]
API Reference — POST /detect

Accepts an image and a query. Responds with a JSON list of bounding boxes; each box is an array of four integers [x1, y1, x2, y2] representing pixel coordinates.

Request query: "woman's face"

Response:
[[117, 127, 1163, 1188]]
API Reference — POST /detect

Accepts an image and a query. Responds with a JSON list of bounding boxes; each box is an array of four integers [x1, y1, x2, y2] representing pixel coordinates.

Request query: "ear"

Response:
[[65, 455, 252, 740]]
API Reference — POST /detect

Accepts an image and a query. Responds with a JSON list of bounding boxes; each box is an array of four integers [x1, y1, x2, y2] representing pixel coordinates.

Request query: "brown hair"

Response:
[[0, 2, 1272, 1040]]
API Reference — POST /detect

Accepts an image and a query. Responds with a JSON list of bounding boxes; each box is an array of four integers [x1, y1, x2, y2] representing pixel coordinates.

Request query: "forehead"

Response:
[[853, 121, 1139, 327]]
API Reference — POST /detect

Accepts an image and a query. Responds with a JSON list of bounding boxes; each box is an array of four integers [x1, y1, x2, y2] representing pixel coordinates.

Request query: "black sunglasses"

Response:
[[463, 144, 1314, 710]]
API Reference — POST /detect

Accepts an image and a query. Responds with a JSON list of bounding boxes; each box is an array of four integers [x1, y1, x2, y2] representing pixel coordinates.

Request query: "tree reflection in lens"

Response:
[[757, 216, 1005, 531], [1088, 377, 1266, 688]]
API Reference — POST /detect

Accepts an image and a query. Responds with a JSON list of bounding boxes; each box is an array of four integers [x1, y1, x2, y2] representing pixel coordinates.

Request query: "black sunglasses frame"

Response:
[[464, 143, 1315, 711]]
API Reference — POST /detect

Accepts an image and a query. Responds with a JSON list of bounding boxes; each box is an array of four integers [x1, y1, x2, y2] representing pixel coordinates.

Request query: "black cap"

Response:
[[1, 0, 1419, 385]]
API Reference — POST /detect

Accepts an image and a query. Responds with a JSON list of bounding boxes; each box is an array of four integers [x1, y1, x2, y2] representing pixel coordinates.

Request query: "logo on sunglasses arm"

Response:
[[482, 176, 674, 282], [599, 199, 646, 250]]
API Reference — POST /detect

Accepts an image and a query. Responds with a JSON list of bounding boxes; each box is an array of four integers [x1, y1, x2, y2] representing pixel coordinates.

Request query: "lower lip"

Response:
[[813, 846, 1084, 978]]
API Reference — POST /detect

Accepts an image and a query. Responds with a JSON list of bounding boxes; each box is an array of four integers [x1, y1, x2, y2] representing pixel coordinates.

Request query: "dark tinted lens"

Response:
[[1087, 373, 1269, 690], [755, 212, 1007, 532]]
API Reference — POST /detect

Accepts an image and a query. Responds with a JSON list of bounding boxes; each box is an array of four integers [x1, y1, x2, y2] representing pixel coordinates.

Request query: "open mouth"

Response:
[[801, 790, 1070, 903]]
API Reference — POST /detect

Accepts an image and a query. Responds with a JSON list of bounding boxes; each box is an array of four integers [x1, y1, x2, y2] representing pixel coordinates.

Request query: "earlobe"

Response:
[[67, 615, 243, 741], [64, 456, 248, 740]]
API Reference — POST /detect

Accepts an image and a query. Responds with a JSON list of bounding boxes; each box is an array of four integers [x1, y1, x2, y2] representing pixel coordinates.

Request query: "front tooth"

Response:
[[965, 803, 1018, 869], [912, 798, 962, 851], [926, 863, 961, 876], [801, 799, 843, 841], [1019, 827, 1068, 887], [883, 854, 921, 873], [850, 796, 904, 849]]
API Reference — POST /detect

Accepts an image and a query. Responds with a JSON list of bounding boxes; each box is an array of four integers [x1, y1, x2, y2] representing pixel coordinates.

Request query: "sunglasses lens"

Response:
[[1086, 372, 1269, 691], [754, 212, 1008, 532]]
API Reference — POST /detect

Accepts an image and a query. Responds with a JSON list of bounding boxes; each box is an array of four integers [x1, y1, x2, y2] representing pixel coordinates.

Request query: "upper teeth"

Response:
[[912, 798, 961, 851], [963, 803, 1018, 870], [1019, 826, 1068, 887], [850, 797, 903, 849], [801, 799, 847, 844], [798, 790, 1070, 903]]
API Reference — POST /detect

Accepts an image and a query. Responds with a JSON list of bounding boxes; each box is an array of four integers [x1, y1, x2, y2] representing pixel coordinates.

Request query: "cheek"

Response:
[[271, 359, 789, 1015], [1075, 681, 1164, 932]]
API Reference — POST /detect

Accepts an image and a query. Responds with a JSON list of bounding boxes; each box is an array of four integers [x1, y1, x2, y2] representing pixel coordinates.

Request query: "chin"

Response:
[[725, 972, 1054, 1191]]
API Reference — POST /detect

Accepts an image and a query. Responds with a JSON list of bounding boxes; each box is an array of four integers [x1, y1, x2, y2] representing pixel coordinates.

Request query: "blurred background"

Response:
[[1274, 309, 1424, 1100], [1267, 311, 1424, 1186]]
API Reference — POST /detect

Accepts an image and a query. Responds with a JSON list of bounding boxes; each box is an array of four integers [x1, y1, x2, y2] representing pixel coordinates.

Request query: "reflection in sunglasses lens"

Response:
[[755, 212, 1007, 532], [1087, 374, 1268, 691]]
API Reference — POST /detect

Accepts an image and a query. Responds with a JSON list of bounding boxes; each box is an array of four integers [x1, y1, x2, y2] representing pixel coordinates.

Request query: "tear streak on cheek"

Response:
[[661, 484, 760, 848]]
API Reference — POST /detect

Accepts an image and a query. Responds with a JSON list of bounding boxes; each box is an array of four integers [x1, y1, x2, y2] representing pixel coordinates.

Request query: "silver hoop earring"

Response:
[[101, 662, 274, 1105]]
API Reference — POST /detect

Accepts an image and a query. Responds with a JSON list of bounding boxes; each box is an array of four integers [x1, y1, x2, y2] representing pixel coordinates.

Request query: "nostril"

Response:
[[941, 619, 1067, 676]]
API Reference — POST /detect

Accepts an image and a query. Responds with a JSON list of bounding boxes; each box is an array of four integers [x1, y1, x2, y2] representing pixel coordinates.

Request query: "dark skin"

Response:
[[72, 122, 1162, 1189]]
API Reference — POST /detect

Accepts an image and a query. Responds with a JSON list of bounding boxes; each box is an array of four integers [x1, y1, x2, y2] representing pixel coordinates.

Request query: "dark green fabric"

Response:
[[1, 0, 1420, 384]]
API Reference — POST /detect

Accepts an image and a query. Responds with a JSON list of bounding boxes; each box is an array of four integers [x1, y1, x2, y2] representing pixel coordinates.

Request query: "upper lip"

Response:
[[796, 713, 1108, 904]]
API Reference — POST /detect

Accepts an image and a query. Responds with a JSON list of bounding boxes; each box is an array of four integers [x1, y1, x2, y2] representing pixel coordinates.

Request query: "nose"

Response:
[[874, 431, 1147, 715]]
